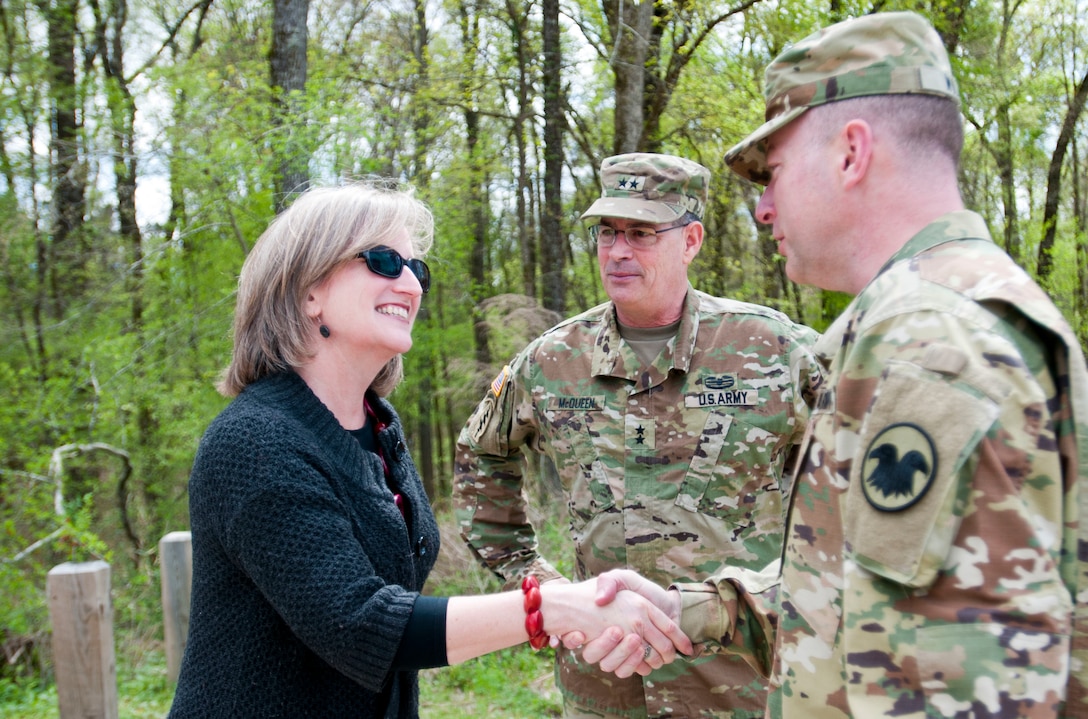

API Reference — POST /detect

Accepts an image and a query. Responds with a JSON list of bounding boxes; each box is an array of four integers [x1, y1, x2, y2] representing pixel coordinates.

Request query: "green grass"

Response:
[[1, 500, 572, 718], [420, 646, 561, 717], [0, 652, 174, 718]]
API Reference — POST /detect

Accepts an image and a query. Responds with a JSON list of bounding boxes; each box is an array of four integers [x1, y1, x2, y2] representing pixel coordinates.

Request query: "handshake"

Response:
[[541, 569, 691, 678]]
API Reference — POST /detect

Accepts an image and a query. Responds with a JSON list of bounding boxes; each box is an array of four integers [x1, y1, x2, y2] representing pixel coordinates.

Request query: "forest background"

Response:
[[2, 0, 1088, 715]]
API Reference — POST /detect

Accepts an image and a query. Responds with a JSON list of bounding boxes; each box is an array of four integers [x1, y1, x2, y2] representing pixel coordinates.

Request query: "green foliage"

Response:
[[2, 0, 1088, 712], [0, 650, 174, 719], [0, 679, 57, 718], [1036, 221, 1085, 319]]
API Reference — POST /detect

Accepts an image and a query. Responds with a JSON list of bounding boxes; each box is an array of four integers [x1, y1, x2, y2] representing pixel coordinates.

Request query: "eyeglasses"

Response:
[[358, 247, 431, 293], [589, 222, 690, 249]]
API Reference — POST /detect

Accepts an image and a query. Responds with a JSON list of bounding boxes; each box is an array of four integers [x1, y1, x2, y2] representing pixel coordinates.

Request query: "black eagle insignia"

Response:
[[866, 443, 930, 499]]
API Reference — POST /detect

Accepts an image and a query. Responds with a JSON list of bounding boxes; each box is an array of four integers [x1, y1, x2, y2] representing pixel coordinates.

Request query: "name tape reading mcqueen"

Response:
[[547, 396, 605, 411]]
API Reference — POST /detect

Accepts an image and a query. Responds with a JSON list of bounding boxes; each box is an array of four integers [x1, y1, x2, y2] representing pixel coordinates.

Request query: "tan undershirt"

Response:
[[618, 318, 681, 367]]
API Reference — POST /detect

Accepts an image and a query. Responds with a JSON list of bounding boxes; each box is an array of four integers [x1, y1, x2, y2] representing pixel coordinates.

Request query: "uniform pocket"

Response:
[[553, 414, 617, 528], [913, 621, 1069, 712], [845, 357, 1002, 588], [675, 411, 784, 528]]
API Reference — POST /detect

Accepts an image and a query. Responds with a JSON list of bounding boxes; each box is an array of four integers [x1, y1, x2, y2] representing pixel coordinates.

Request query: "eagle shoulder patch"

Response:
[[860, 423, 938, 512]]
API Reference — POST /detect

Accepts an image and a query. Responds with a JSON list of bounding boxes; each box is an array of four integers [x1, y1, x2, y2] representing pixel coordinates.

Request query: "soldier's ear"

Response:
[[682, 221, 704, 263], [839, 119, 874, 190]]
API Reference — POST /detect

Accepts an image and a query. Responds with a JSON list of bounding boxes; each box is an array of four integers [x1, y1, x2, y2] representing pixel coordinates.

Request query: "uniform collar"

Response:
[[591, 285, 700, 390], [815, 211, 992, 370], [876, 210, 992, 283]]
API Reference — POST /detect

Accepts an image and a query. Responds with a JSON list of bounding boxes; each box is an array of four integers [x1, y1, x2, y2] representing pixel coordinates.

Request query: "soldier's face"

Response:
[[597, 217, 701, 327], [756, 115, 843, 290]]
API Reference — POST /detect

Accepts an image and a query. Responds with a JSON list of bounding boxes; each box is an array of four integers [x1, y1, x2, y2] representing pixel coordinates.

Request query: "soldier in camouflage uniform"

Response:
[[454, 153, 824, 718], [588, 11, 1088, 718]]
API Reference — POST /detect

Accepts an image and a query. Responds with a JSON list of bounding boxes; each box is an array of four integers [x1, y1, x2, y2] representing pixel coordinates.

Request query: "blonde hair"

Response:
[[218, 181, 434, 398]]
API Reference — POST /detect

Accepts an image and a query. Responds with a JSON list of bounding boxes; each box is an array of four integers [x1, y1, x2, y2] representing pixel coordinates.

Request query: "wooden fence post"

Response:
[[159, 531, 193, 684], [46, 560, 118, 719]]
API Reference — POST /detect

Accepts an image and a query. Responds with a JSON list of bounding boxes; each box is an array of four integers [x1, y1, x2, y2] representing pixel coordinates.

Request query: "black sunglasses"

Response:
[[357, 247, 431, 293]]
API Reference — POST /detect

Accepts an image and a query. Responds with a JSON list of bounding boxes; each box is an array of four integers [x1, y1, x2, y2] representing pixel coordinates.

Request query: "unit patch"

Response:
[[860, 422, 938, 512]]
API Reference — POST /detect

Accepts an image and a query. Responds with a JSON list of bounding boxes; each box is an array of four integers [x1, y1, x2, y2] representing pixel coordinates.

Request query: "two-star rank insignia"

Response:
[[860, 422, 938, 512]]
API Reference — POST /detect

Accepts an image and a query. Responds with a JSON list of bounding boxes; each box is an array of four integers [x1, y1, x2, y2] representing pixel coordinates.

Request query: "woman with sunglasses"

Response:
[[167, 181, 689, 719]]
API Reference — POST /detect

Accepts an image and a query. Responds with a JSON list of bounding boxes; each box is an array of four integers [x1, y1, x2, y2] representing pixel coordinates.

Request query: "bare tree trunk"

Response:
[[161, 0, 214, 247], [996, 103, 1021, 263], [458, 1, 491, 367], [602, 0, 653, 153], [91, 0, 143, 334], [408, 0, 437, 501], [1037, 66, 1088, 281], [92, 0, 157, 484], [504, 0, 537, 302], [1075, 137, 1088, 319], [38, 0, 87, 317], [541, 0, 565, 313], [994, 4, 1021, 263], [603, 1, 764, 153], [270, 0, 310, 212]]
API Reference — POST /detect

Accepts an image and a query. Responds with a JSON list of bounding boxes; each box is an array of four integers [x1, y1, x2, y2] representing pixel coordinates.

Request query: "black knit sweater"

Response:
[[168, 371, 441, 718]]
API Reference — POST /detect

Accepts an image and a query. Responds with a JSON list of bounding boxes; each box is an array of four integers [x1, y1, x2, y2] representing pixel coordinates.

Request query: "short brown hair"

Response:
[[812, 94, 964, 170], [218, 181, 434, 397]]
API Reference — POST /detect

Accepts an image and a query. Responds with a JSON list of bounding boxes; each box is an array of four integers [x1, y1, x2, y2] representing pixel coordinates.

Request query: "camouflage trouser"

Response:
[[560, 691, 648, 719], [561, 699, 646, 719], [556, 645, 651, 718], [555, 645, 767, 719]]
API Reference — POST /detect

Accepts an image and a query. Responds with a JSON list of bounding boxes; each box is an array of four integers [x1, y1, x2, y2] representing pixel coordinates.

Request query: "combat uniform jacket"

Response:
[[455, 286, 822, 718], [676, 211, 1088, 718]]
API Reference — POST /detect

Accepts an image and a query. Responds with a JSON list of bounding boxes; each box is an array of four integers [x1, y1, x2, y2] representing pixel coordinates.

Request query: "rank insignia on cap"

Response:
[[861, 422, 937, 512], [490, 365, 511, 397]]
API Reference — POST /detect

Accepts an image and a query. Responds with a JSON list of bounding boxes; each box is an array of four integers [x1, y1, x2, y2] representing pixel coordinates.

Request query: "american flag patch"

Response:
[[491, 365, 512, 397]]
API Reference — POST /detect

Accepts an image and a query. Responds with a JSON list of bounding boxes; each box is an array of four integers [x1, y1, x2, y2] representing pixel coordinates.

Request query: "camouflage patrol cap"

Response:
[[725, 11, 959, 184], [580, 153, 710, 223]]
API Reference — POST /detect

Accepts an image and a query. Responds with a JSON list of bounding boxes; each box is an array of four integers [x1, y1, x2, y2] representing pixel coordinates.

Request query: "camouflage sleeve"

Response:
[[842, 308, 1050, 588], [782, 322, 824, 478], [672, 560, 780, 678], [453, 358, 564, 589], [838, 306, 1077, 711], [790, 322, 824, 416]]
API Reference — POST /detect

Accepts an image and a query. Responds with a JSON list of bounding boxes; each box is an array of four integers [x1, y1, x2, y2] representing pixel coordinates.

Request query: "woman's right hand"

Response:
[[541, 575, 691, 675]]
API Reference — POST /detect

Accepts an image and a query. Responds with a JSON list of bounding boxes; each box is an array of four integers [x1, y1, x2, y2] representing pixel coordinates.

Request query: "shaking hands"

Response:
[[551, 570, 689, 678]]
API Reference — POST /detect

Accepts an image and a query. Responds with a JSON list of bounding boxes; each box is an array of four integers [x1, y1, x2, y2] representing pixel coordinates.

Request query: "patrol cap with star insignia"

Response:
[[580, 152, 710, 223], [725, 11, 960, 185]]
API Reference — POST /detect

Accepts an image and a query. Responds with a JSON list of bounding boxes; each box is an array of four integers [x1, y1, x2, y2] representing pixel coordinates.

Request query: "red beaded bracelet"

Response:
[[521, 576, 549, 650]]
